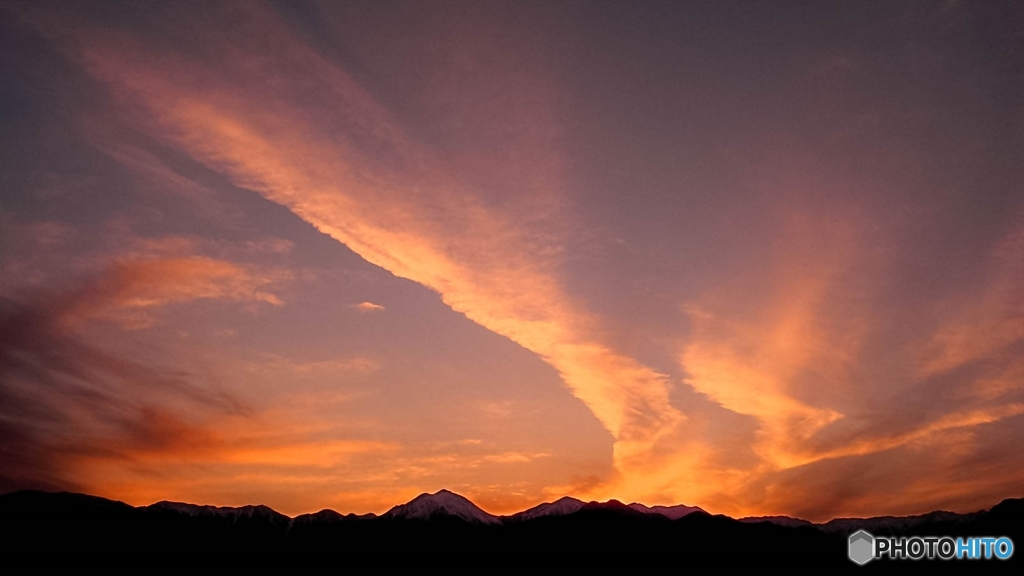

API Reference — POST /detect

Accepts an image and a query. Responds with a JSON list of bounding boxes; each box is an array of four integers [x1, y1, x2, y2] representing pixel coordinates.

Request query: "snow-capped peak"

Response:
[[510, 496, 585, 521], [383, 489, 501, 525]]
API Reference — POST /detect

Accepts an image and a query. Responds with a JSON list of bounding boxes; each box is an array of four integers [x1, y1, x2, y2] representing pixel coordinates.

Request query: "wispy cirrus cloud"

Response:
[[0, 289, 245, 494], [0, 232, 296, 495], [9, 1, 1023, 521], [916, 225, 1024, 382], [24, 249, 290, 331], [0, 275, 397, 514], [672, 213, 1024, 518], [31, 1, 685, 503]]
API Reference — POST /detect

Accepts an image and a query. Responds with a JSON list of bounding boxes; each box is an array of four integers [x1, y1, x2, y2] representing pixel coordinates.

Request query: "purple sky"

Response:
[[1, 1, 1022, 520]]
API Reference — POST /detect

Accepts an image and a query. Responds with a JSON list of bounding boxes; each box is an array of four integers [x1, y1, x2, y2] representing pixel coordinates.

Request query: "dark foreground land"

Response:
[[1, 490, 1021, 572]]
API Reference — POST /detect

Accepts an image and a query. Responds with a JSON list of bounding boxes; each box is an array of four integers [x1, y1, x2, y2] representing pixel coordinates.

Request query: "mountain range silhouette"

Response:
[[2, 489, 1021, 571]]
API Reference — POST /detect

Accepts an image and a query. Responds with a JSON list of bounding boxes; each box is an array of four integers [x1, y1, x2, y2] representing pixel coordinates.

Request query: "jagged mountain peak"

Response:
[[145, 500, 287, 522], [510, 496, 585, 520], [739, 515, 815, 528], [628, 502, 705, 520]]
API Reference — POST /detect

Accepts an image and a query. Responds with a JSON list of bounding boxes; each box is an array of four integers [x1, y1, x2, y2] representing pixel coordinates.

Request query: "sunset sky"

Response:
[[1, 1, 1022, 521]]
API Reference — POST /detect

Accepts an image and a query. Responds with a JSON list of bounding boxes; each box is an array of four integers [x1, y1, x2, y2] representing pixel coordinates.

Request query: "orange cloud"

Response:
[[18, 3, 1023, 520], [108, 412, 398, 468], [62, 3, 684, 505], [679, 215, 860, 476], [61, 254, 289, 329], [482, 452, 549, 464], [670, 215, 1024, 517], [62, 406, 405, 514], [104, 256, 284, 308], [917, 225, 1024, 381]]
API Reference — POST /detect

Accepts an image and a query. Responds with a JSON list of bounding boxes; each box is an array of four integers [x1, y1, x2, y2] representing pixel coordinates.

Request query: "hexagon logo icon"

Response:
[[849, 530, 874, 565]]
